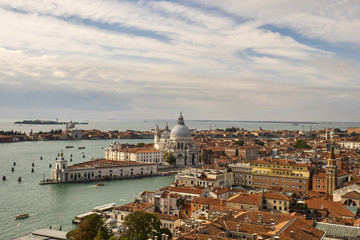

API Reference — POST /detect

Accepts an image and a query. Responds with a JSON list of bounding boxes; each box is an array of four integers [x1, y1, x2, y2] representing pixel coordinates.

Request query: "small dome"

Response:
[[170, 125, 191, 138], [161, 130, 170, 139], [106, 218, 117, 224]]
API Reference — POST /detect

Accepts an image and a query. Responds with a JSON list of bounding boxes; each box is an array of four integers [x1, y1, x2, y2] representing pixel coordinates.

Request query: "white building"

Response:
[[154, 113, 200, 167], [50, 152, 157, 183], [228, 162, 253, 187], [105, 142, 163, 164], [341, 141, 360, 149], [175, 165, 234, 188]]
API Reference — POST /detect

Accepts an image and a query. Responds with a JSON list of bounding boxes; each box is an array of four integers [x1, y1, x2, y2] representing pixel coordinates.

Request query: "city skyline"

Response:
[[0, 0, 359, 121]]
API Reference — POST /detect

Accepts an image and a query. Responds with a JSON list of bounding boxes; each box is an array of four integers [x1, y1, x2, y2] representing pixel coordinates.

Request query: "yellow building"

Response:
[[251, 159, 310, 194]]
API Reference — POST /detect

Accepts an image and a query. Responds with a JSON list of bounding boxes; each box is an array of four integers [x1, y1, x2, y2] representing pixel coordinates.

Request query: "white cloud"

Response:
[[0, 0, 359, 121]]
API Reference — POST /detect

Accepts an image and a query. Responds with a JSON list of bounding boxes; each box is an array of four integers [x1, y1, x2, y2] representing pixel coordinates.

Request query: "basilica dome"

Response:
[[170, 124, 191, 138]]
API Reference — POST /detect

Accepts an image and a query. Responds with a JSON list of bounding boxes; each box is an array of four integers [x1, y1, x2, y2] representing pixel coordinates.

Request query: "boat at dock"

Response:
[[78, 146, 86, 149], [15, 214, 29, 219], [65, 146, 74, 148]]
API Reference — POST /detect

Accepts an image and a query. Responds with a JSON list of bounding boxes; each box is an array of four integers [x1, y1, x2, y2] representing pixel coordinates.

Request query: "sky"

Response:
[[0, 0, 360, 121]]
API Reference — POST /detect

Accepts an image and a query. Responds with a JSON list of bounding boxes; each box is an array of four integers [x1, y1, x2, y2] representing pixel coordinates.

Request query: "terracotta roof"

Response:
[[192, 197, 223, 206], [115, 202, 153, 212], [67, 159, 155, 169], [264, 192, 290, 201], [161, 186, 205, 195], [277, 218, 324, 240], [236, 211, 293, 225], [156, 213, 180, 221], [341, 191, 360, 200], [305, 199, 355, 218], [227, 193, 262, 206]]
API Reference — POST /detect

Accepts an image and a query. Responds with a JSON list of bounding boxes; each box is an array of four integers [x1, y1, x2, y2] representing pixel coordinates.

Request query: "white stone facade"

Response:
[[154, 113, 200, 167], [51, 155, 157, 183], [228, 162, 253, 187], [341, 141, 360, 149], [105, 142, 163, 164], [175, 166, 234, 188]]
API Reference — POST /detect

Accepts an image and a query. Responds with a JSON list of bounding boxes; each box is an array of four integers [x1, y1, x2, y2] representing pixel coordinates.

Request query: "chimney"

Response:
[[165, 235, 169, 240], [162, 233, 166, 240], [155, 236, 158, 240], [321, 204, 324, 210], [290, 231, 294, 238], [236, 224, 240, 232], [258, 214, 263, 224], [271, 223, 275, 231]]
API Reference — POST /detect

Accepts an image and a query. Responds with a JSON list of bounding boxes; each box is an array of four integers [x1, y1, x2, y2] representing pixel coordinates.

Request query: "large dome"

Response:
[[170, 124, 191, 138]]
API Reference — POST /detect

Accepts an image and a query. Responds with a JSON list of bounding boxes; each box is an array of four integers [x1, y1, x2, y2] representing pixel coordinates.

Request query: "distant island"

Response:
[[14, 120, 89, 125]]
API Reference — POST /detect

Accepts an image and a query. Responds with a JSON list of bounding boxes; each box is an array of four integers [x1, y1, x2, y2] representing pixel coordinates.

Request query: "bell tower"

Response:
[[326, 147, 337, 195]]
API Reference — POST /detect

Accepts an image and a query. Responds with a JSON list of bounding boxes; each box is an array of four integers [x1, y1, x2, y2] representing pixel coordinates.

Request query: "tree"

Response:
[[67, 214, 112, 240], [254, 139, 264, 146], [136, 142, 145, 147], [120, 211, 161, 240], [234, 140, 244, 146], [225, 127, 239, 132], [163, 151, 176, 165], [294, 139, 311, 149]]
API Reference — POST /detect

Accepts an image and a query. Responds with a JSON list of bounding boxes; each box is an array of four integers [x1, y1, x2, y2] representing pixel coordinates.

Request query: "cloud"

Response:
[[0, 0, 359, 121]]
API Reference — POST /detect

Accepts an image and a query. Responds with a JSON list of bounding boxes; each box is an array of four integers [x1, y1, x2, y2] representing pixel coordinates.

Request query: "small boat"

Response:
[[78, 146, 86, 149], [15, 214, 29, 219], [66, 146, 74, 148], [96, 183, 105, 186]]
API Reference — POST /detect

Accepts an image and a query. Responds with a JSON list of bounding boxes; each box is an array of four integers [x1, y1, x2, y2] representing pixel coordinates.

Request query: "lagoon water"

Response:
[[1, 119, 360, 239], [0, 138, 172, 240]]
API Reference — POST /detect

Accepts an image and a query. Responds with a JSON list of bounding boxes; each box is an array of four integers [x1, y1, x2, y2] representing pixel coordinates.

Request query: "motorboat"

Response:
[[15, 214, 29, 219]]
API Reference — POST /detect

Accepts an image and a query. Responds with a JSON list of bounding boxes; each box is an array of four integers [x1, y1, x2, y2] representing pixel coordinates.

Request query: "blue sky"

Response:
[[0, 0, 359, 121]]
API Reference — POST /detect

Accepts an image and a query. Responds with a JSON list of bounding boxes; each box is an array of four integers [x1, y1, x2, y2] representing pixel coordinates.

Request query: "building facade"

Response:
[[105, 142, 163, 164], [250, 159, 310, 194], [154, 113, 200, 167], [51, 153, 157, 183], [228, 162, 253, 187]]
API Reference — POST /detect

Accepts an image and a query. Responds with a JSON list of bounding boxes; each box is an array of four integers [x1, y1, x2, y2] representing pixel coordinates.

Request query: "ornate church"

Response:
[[154, 113, 200, 167]]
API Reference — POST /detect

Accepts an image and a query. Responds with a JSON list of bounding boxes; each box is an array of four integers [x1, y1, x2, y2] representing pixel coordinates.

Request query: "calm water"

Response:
[[1, 119, 360, 133], [0, 138, 174, 240]]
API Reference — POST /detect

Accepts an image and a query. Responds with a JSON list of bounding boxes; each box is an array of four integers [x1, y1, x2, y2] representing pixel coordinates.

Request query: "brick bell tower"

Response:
[[326, 147, 337, 195]]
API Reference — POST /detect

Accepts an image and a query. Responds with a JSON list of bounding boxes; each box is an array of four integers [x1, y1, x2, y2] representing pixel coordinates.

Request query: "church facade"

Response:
[[154, 113, 200, 167]]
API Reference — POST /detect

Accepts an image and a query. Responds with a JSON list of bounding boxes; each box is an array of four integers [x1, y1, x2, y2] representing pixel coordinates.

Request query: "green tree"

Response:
[[254, 139, 264, 146], [225, 127, 239, 132], [163, 151, 176, 165], [120, 211, 161, 240], [234, 140, 244, 146], [67, 214, 111, 240], [136, 142, 145, 147], [294, 139, 311, 149]]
